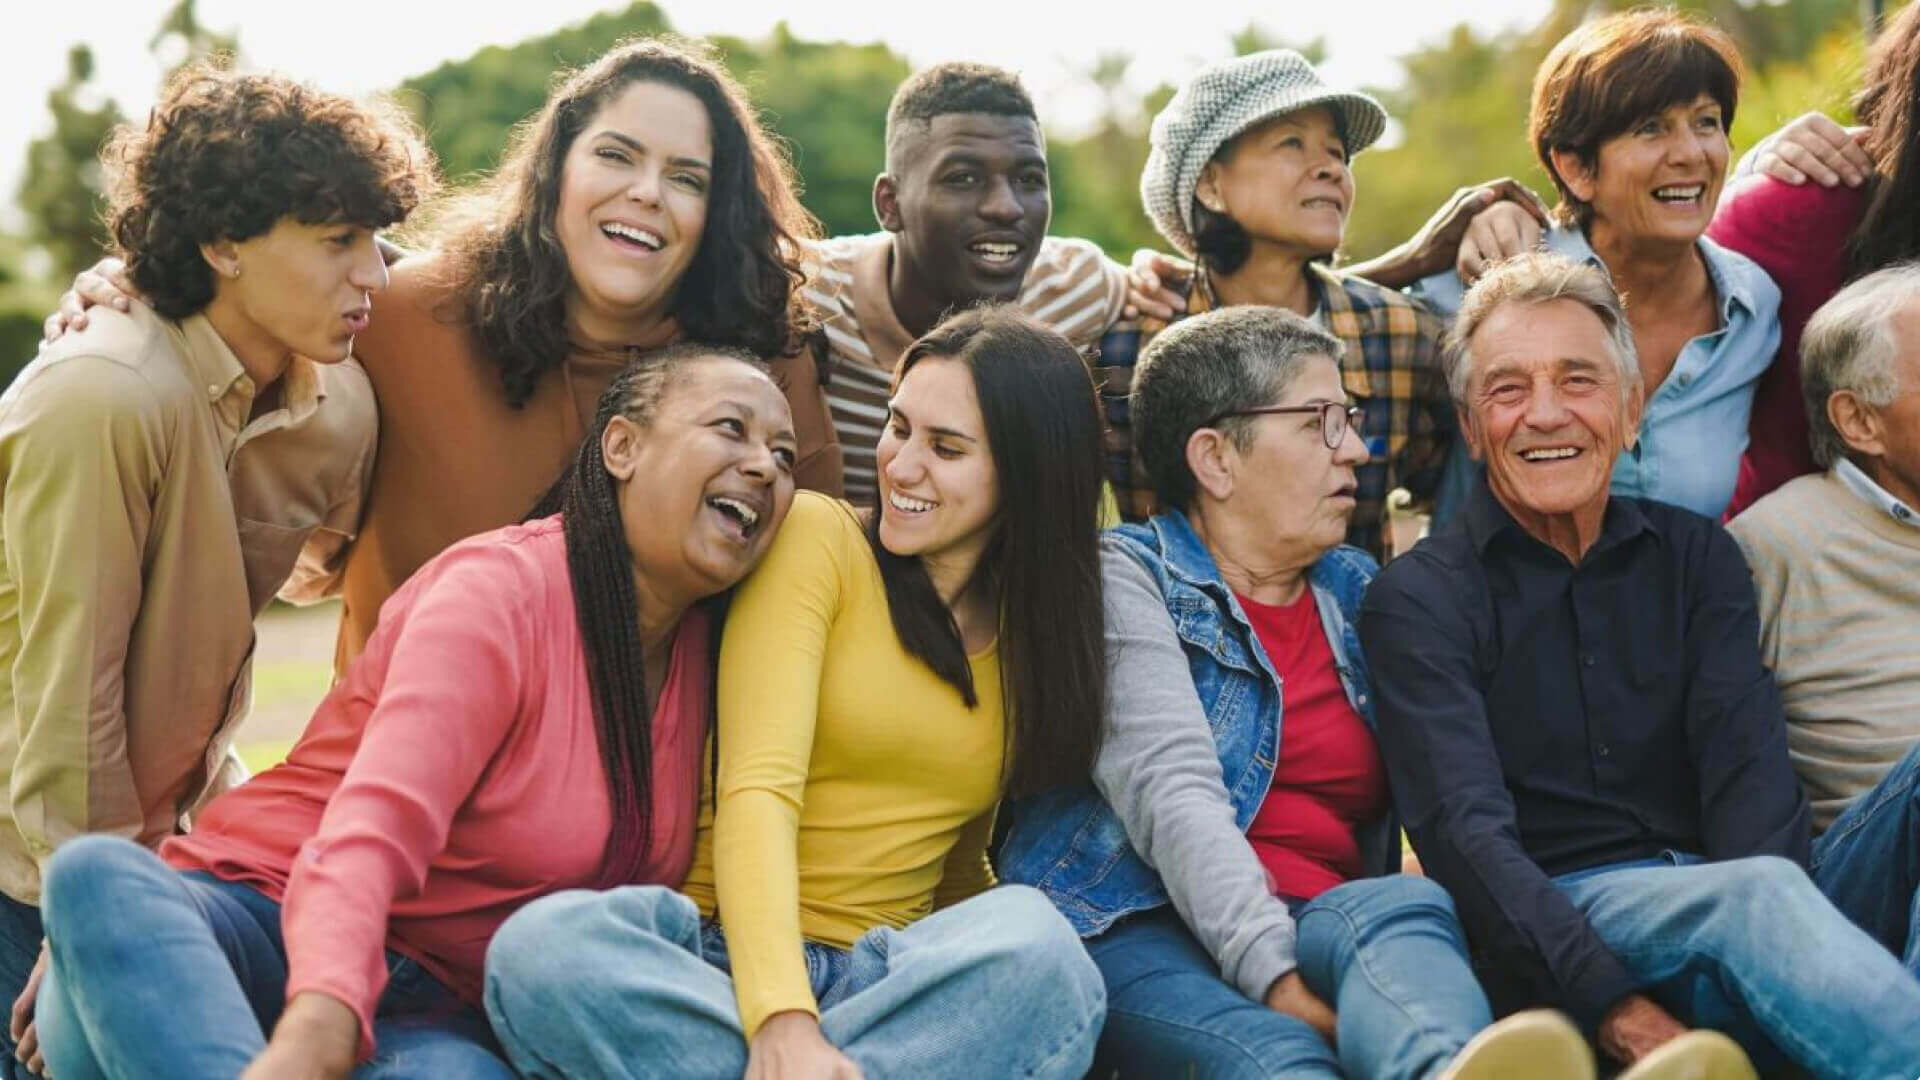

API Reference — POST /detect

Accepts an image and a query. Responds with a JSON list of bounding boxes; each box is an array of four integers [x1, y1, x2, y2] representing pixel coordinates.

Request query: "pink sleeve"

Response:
[[280, 548, 539, 1057]]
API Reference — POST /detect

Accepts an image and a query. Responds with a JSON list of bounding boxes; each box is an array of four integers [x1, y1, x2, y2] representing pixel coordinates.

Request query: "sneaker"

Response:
[[1617, 1031, 1758, 1080], [1439, 1009, 1595, 1080]]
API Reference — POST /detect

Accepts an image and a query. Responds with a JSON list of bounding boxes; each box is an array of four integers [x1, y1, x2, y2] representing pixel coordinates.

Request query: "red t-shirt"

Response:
[[1237, 587, 1388, 901]]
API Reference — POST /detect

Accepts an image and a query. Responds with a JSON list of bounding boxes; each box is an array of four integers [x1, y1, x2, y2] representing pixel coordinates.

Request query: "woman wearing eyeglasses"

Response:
[[999, 307, 1596, 1080]]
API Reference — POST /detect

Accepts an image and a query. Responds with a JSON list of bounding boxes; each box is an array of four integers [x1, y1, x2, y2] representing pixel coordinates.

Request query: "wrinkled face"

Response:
[[889, 113, 1051, 309], [1217, 355, 1368, 554], [222, 217, 388, 363], [1864, 305, 1920, 510], [1197, 106, 1353, 258], [876, 355, 1001, 565], [555, 80, 713, 332], [1564, 92, 1728, 246], [1462, 299, 1641, 523], [608, 359, 797, 600]]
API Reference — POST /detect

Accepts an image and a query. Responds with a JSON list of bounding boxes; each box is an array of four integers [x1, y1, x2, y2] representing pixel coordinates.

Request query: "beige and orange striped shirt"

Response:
[[799, 233, 1128, 506]]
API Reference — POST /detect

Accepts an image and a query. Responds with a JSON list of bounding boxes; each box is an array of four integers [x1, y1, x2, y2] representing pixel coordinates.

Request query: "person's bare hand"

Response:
[[1457, 200, 1546, 284], [1751, 112, 1872, 188], [10, 943, 46, 1076], [745, 1012, 862, 1080], [42, 258, 139, 342], [238, 992, 359, 1080], [1124, 249, 1192, 322], [1264, 971, 1338, 1048], [1407, 179, 1550, 283], [1597, 994, 1688, 1065]]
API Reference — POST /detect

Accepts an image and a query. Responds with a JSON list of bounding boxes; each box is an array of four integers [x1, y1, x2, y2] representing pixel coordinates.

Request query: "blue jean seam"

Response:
[[1811, 764, 1916, 873], [1101, 1005, 1295, 1077], [1296, 901, 1463, 1076], [1605, 939, 1843, 1079]]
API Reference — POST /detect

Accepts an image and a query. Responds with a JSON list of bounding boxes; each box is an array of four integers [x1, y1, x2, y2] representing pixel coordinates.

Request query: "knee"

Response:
[[41, 836, 159, 938], [1363, 873, 1458, 918], [970, 887, 1103, 1013], [485, 886, 698, 1016]]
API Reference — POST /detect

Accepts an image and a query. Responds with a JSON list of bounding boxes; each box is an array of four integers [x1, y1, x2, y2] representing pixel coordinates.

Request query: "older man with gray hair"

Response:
[[1360, 252, 1920, 1080], [1729, 263, 1920, 982]]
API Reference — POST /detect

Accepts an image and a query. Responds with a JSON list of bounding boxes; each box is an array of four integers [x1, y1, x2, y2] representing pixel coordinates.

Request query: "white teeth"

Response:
[[888, 491, 936, 513], [709, 496, 758, 529], [1653, 185, 1704, 200], [602, 222, 664, 250], [1521, 447, 1580, 461], [970, 242, 1019, 262]]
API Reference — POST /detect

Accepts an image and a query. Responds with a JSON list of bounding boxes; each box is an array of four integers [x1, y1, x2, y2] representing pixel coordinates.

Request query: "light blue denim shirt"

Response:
[[1420, 226, 1781, 524]]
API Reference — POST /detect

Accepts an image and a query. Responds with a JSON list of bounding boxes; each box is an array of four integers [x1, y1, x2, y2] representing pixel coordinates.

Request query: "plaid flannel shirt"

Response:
[[1095, 261, 1453, 560]]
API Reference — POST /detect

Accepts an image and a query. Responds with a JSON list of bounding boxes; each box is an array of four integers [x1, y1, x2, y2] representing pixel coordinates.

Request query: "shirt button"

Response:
[[1677, 373, 1693, 388], [1597, 744, 1611, 758], [207, 384, 221, 397], [1356, 694, 1368, 706], [1580, 653, 1596, 667]]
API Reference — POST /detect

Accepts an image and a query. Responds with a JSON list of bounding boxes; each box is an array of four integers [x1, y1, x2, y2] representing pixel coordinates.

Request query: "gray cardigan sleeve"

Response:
[[1094, 540, 1299, 1001]]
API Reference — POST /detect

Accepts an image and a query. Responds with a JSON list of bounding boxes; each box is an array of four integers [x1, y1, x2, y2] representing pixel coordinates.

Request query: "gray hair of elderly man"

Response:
[[1442, 252, 1641, 409], [1132, 305, 1345, 512], [1800, 261, 1920, 468]]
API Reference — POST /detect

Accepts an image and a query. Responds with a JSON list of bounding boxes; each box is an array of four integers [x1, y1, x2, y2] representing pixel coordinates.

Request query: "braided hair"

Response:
[[548, 342, 759, 885]]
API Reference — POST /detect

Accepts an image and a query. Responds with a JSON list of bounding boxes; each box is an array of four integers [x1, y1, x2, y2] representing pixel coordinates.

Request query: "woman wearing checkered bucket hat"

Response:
[[1099, 50, 1463, 566]]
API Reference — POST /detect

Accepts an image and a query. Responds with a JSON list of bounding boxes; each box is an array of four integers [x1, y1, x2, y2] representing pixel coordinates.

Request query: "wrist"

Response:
[[272, 992, 359, 1066]]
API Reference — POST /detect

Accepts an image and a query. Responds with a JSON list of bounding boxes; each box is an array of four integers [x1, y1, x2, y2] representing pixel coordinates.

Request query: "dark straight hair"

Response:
[[542, 343, 758, 886], [1849, 0, 1920, 278], [865, 306, 1107, 798]]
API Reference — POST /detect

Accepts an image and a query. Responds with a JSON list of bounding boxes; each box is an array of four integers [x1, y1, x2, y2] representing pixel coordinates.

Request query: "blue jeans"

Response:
[[1809, 740, 1920, 976], [35, 834, 513, 1080], [0, 891, 41, 1079], [1552, 853, 1920, 1080], [484, 883, 1105, 1079], [1087, 875, 1492, 1080]]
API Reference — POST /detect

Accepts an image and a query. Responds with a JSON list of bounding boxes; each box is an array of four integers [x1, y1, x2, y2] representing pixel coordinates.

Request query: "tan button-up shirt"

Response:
[[0, 305, 374, 902]]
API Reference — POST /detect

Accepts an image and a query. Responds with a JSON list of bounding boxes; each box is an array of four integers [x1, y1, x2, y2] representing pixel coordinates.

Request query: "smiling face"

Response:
[[1197, 106, 1353, 258], [213, 217, 388, 364], [1555, 92, 1728, 248], [606, 358, 797, 601], [1462, 298, 1642, 533], [881, 112, 1051, 312], [555, 80, 713, 339], [875, 355, 1001, 570]]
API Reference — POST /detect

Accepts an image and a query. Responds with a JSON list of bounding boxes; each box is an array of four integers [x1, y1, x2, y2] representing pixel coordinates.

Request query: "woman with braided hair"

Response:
[[30, 344, 796, 1080]]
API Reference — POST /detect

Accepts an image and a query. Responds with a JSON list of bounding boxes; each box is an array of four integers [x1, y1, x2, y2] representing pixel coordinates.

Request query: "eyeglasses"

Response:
[[1206, 401, 1363, 450]]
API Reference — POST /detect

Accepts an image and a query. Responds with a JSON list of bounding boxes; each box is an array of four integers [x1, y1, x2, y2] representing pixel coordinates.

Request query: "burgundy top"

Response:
[[1707, 176, 1867, 519], [1238, 588, 1388, 901]]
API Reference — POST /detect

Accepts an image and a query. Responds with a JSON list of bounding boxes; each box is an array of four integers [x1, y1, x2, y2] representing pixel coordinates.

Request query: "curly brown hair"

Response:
[[424, 36, 819, 410], [103, 64, 434, 320]]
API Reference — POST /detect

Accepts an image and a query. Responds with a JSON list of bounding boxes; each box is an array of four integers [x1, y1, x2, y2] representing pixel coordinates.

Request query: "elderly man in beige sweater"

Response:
[[1730, 263, 1920, 981]]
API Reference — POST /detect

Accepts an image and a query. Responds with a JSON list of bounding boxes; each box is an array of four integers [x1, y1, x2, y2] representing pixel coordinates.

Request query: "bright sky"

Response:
[[0, 0, 1550, 228]]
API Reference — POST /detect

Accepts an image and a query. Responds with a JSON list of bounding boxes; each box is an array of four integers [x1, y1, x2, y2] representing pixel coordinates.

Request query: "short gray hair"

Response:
[[1443, 252, 1640, 407], [1800, 262, 1920, 468], [1131, 306, 1345, 511]]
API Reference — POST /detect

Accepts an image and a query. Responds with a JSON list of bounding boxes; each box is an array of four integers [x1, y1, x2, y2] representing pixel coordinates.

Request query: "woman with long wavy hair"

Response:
[[32, 345, 798, 1080], [484, 307, 1110, 1080], [47, 37, 832, 671]]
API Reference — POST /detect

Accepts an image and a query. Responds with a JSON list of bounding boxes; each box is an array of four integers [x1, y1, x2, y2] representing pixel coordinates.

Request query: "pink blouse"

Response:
[[164, 516, 710, 1055]]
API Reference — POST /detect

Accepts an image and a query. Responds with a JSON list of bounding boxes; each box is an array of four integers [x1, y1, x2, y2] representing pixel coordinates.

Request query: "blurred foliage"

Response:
[[2, 0, 1900, 390]]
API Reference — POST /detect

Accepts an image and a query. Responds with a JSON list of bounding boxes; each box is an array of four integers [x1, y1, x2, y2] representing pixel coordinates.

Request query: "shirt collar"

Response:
[[1546, 226, 1760, 325], [177, 313, 326, 425], [1834, 458, 1920, 528], [1463, 473, 1652, 560]]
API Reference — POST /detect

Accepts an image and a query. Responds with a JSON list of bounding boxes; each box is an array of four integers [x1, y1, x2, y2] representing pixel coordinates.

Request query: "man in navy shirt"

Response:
[[1361, 253, 1920, 1080]]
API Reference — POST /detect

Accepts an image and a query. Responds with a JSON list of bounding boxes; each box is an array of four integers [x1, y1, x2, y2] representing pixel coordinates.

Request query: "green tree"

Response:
[[16, 45, 124, 281], [148, 0, 239, 74]]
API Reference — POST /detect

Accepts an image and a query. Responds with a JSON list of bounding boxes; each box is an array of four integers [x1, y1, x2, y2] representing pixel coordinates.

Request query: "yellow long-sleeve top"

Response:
[[679, 492, 1003, 1038]]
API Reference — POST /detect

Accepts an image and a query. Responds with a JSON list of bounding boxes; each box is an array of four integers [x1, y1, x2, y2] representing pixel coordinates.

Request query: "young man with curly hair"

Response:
[[0, 65, 431, 1074]]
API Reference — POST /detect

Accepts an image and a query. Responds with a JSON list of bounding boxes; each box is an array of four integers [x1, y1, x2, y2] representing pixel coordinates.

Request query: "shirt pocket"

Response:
[[235, 518, 315, 613]]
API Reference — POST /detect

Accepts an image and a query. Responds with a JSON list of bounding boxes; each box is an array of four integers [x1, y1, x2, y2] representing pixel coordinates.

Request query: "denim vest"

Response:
[[998, 512, 1398, 937]]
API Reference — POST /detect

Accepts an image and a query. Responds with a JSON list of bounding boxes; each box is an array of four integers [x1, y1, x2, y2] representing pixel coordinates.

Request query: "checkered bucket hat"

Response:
[[1142, 49, 1388, 257]]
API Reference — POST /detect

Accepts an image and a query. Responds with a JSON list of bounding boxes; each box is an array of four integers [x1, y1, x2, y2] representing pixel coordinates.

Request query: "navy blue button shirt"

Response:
[[1358, 480, 1809, 1027]]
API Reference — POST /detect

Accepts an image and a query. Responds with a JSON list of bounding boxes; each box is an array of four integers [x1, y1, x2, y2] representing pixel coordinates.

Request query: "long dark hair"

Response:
[[549, 343, 757, 884], [866, 307, 1107, 798], [1849, 2, 1920, 278], [427, 37, 818, 408]]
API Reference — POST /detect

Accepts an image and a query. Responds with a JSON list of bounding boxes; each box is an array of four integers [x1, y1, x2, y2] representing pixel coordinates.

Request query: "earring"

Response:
[[229, 263, 241, 279]]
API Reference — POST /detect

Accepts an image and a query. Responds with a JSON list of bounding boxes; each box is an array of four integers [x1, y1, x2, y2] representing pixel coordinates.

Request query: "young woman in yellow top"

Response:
[[484, 306, 1110, 1080]]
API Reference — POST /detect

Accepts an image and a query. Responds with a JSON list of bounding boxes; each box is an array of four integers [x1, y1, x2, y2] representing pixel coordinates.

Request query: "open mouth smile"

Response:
[[1519, 447, 1583, 462], [888, 491, 937, 514], [602, 221, 665, 253], [706, 494, 766, 542]]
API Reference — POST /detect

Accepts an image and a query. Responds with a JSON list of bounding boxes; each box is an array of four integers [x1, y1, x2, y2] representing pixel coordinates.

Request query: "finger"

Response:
[[1489, 214, 1527, 262], [1153, 286, 1186, 316], [1838, 135, 1874, 183], [40, 313, 64, 344], [57, 290, 86, 322], [1776, 141, 1841, 188], [1459, 236, 1487, 284], [1795, 125, 1866, 186]]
